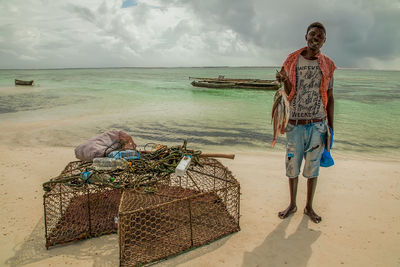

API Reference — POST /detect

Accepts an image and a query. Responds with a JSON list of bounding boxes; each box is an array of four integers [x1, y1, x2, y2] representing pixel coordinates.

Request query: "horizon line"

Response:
[[0, 66, 399, 71]]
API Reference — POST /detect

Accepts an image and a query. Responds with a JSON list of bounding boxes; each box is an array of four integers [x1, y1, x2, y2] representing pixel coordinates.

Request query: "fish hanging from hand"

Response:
[[271, 86, 291, 147]]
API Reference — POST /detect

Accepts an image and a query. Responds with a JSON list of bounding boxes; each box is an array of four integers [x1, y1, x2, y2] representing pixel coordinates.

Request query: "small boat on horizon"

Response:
[[15, 79, 34, 86], [189, 76, 278, 90]]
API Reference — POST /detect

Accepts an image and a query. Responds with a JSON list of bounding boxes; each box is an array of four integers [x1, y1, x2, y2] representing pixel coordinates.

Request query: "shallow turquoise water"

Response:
[[0, 67, 399, 157]]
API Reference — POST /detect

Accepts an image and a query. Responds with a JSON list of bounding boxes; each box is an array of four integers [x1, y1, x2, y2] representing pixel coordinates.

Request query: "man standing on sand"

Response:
[[276, 22, 336, 223]]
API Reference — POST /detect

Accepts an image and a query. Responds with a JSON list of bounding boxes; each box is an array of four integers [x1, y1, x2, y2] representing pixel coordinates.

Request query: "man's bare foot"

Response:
[[304, 207, 322, 223], [278, 205, 297, 219]]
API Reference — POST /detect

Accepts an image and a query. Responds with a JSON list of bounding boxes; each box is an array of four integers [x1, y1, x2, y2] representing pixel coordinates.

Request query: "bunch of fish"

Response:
[[271, 87, 291, 147]]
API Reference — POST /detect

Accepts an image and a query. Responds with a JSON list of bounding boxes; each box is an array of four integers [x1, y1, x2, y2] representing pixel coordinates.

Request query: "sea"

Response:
[[0, 67, 399, 158]]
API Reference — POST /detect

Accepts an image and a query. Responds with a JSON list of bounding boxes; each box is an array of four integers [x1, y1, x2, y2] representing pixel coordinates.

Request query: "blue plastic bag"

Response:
[[320, 127, 334, 167], [108, 150, 141, 160]]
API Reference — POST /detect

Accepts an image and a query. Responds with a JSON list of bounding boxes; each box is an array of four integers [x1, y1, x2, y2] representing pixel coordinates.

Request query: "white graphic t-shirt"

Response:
[[289, 55, 332, 120]]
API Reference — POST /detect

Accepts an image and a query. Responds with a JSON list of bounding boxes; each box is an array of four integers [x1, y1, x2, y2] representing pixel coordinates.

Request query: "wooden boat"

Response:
[[189, 76, 278, 90], [15, 79, 34, 86]]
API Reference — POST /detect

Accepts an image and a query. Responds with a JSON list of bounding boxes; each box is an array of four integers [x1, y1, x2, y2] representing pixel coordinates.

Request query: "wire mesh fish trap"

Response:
[[43, 161, 123, 248], [43, 157, 240, 266], [118, 157, 240, 266]]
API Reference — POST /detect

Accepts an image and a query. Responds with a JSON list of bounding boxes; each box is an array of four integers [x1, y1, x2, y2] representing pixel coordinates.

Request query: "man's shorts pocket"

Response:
[[314, 122, 327, 134]]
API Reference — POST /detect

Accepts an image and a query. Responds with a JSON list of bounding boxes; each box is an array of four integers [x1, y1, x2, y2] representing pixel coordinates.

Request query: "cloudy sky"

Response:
[[0, 0, 399, 70]]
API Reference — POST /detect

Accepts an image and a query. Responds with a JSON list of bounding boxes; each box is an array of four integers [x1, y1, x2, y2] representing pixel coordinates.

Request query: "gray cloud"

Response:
[[67, 4, 97, 23], [0, 0, 399, 69], [173, 0, 400, 68]]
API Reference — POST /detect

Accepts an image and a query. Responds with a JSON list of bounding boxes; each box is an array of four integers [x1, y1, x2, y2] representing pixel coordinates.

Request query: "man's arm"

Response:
[[327, 88, 334, 130]]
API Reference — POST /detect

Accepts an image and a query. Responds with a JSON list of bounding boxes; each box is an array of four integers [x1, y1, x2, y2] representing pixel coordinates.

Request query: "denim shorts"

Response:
[[285, 121, 327, 178]]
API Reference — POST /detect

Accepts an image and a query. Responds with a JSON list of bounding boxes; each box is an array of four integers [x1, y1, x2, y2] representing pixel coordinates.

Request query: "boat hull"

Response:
[[15, 79, 34, 86], [190, 79, 278, 90]]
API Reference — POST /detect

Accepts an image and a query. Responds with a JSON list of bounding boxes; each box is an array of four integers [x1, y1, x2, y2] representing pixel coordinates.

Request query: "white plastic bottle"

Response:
[[175, 155, 192, 176], [92, 158, 129, 171]]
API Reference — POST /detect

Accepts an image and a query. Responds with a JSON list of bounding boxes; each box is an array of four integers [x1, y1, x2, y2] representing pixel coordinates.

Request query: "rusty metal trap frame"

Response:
[[118, 157, 240, 266], [43, 161, 123, 248], [43, 158, 240, 266]]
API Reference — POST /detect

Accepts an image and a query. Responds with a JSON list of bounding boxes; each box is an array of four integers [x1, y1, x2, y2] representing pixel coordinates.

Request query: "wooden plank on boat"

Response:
[[191, 81, 237, 89]]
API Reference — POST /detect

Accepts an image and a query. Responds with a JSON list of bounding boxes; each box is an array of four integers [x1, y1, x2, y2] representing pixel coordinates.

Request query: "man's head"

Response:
[[306, 22, 326, 36], [305, 22, 326, 52]]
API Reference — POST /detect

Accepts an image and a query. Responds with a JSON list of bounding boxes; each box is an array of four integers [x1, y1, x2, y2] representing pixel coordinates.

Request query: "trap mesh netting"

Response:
[[43, 161, 123, 248], [43, 157, 240, 266]]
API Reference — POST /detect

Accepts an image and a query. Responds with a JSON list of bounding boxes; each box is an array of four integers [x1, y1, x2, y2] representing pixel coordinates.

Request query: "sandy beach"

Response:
[[0, 141, 399, 267], [1, 0, 400, 265]]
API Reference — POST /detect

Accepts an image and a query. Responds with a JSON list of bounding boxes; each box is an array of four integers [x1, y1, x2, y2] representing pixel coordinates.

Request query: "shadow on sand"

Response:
[[242, 216, 321, 267], [5, 216, 232, 267], [5, 217, 119, 267]]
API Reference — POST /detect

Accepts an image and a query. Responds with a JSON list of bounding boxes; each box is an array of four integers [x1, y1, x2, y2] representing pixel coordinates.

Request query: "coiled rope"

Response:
[[42, 140, 201, 192]]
